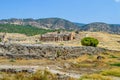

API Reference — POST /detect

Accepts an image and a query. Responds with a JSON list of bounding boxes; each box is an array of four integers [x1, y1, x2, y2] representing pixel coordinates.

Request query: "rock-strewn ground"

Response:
[[0, 43, 114, 59]]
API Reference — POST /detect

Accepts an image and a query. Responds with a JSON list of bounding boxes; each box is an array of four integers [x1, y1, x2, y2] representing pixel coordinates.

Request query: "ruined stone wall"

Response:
[[40, 32, 75, 42], [0, 43, 113, 59], [69, 32, 75, 40]]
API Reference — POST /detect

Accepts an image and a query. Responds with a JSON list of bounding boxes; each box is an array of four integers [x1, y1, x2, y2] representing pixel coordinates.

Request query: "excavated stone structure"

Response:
[[40, 32, 75, 41]]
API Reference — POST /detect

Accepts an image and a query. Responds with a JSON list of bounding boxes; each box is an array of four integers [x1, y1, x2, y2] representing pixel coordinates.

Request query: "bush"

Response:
[[81, 37, 99, 47], [75, 31, 79, 34], [9, 59, 16, 62]]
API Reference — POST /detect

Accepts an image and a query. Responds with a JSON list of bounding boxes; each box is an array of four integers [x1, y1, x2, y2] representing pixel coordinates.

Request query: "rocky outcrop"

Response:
[[0, 43, 113, 59]]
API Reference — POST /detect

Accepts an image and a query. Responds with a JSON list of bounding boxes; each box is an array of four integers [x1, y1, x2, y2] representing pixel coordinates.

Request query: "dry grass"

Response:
[[79, 74, 112, 80], [0, 58, 53, 65], [0, 70, 57, 80], [0, 53, 120, 79], [78, 32, 120, 51], [101, 68, 120, 77], [0, 32, 120, 80], [67, 52, 120, 75]]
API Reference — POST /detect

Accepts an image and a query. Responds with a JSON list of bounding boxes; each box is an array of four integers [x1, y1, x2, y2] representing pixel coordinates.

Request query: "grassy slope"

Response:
[[0, 24, 55, 36]]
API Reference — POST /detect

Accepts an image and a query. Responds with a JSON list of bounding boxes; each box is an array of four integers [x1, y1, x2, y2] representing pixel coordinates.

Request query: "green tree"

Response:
[[81, 37, 99, 47]]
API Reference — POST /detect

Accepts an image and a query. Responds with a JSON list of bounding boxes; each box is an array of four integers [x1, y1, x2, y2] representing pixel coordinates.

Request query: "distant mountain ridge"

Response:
[[0, 18, 120, 34], [0, 18, 79, 30], [80, 22, 120, 34]]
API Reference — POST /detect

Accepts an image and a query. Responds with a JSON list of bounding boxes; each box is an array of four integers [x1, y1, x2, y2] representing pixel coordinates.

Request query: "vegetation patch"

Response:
[[101, 68, 120, 77], [110, 63, 120, 67], [0, 24, 56, 36], [9, 59, 16, 62], [0, 70, 56, 80], [109, 55, 118, 58], [59, 43, 64, 46], [72, 62, 94, 68], [79, 74, 112, 80]]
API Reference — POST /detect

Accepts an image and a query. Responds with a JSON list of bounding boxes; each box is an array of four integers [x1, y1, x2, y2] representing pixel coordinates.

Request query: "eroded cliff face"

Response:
[[0, 43, 110, 59]]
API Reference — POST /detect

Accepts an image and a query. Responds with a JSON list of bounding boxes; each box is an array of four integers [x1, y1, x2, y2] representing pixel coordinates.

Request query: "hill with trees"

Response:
[[80, 22, 120, 34], [0, 18, 120, 34], [0, 24, 55, 36], [0, 18, 79, 30]]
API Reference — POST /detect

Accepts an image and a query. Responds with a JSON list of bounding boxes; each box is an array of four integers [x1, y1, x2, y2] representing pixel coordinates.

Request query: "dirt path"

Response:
[[0, 65, 81, 79], [49, 69, 81, 79], [0, 65, 120, 80]]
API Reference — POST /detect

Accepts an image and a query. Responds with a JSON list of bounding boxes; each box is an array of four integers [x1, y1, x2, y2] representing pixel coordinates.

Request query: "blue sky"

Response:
[[0, 0, 120, 24]]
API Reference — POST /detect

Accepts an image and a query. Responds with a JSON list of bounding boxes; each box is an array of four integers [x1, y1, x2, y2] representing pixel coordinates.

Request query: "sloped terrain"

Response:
[[0, 18, 79, 30], [0, 18, 120, 34], [39, 32, 120, 51], [0, 32, 120, 80], [81, 22, 120, 34], [0, 32, 120, 51]]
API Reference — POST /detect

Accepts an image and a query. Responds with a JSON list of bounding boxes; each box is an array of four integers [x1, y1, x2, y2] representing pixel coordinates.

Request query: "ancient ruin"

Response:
[[40, 32, 75, 41]]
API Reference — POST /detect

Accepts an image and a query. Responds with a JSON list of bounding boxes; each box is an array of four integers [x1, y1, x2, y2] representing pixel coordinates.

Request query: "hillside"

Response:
[[0, 18, 120, 34], [0, 18, 79, 30], [0, 24, 55, 36], [79, 22, 120, 34]]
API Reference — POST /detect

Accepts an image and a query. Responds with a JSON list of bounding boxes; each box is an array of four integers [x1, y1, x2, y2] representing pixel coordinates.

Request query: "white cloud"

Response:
[[114, 0, 120, 2]]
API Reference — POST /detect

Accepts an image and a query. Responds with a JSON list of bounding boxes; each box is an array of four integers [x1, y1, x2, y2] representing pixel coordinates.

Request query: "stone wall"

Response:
[[0, 43, 114, 59]]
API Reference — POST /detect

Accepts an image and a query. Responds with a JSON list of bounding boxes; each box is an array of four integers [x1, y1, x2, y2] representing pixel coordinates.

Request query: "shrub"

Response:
[[75, 31, 79, 34], [9, 59, 16, 62], [81, 37, 99, 47]]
